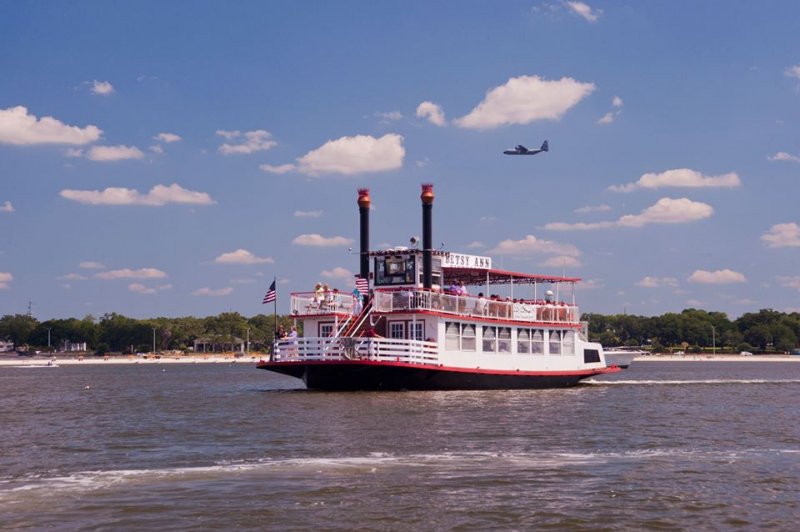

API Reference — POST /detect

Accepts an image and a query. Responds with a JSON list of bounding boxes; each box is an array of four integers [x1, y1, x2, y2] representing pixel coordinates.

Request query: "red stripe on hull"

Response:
[[257, 360, 619, 391]]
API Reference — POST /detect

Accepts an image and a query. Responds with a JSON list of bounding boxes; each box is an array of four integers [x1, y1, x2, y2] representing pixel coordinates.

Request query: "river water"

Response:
[[1, 361, 798, 530]]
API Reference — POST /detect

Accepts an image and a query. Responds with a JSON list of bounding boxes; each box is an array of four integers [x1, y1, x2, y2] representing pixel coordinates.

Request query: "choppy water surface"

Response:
[[1, 361, 799, 530]]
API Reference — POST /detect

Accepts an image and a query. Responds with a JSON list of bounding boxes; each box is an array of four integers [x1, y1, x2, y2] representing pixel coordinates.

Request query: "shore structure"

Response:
[[258, 185, 622, 390], [0, 354, 259, 366]]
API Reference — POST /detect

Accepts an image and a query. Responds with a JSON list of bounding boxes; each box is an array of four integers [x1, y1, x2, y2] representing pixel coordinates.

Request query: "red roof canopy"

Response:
[[443, 266, 581, 286]]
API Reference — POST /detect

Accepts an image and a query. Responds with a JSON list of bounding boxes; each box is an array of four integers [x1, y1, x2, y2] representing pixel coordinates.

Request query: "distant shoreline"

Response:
[[0, 354, 265, 366], [635, 354, 800, 362], [2, 353, 798, 367]]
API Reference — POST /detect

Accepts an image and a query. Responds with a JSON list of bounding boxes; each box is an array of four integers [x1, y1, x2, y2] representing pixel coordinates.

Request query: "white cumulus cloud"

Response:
[[296, 133, 404, 176], [213, 249, 274, 265], [574, 204, 611, 214], [128, 283, 156, 294], [487, 235, 580, 257], [454, 75, 595, 130], [294, 210, 323, 218], [0, 105, 102, 146], [688, 269, 746, 285], [767, 152, 800, 163], [90, 80, 115, 95], [609, 168, 740, 192], [635, 276, 679, 288], [598, 95, 623, 124], [259, 163, 295, 174], [777, 276, 800, 291], [539, 256, 582, 268], [416, 101, 446, 126], [60, 183, 216, 207], [565, 1, 603, 22], [0, 271, 13, 289], [1, 201, 14, 213], [546, 197, 714, 230], [95, 268, 167, 280], [192, 287, 233, 296], [79, 261, 105, 269], [784, 65, 800, 79], [87, 145, 145, 161], [292, 234, 354, 247], [154, 132, 181, 143], [761, 222, 800, 248], [217, 129, 276, 155]]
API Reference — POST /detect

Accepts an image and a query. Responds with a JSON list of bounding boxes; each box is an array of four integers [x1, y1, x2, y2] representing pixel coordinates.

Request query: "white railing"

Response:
[[373, 289, 579, 324], [291, 292, 357, 316], [273, 336, 439, 365]]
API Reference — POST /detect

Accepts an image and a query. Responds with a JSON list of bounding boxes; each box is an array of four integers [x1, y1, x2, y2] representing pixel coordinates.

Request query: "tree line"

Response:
[[0, 312, 299, 355], [1, 308, 799, 354]]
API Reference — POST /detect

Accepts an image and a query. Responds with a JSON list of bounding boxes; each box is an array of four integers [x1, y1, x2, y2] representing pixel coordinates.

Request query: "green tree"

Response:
[[0, 314, 39, 349]]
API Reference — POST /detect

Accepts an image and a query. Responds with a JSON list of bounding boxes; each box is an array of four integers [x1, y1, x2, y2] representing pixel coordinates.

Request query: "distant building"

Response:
[[65, 342, 87, 352], [0, 340, 13, 352], [193, 336, 246, 353]]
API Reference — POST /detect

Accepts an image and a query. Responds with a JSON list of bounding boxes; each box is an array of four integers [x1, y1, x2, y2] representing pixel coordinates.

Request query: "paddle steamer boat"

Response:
[[258, 185, 620, 390]]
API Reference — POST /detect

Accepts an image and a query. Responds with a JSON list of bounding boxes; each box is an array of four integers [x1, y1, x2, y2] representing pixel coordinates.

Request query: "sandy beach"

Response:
[[635, 354, 800, 362], [0, 354, 266, 366]]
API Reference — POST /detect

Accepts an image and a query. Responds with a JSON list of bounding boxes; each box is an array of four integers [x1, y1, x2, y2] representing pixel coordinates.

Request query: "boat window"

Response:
[[374, 254, 416, 286], [319, 323, 334, 337], [482, 326, 497, 352], [445, 322, 460, 350], [532, 330, 544, 354], [389, 321, 405, 339], [549, 330, 562, 355], [517, 329, 530, 354], [498, 327, 511, 353], [410, 322, 425, 341], [461, 324, 476, 351], [562, 330, 575, 355]]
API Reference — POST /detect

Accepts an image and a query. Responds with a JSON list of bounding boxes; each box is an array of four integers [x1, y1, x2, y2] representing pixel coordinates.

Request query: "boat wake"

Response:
[[2, 448, 798, 501], [584, 378, 800, 386]]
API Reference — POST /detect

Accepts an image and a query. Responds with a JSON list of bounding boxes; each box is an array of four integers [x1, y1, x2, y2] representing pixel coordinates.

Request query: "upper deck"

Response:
[[291, 287, 580, 325]]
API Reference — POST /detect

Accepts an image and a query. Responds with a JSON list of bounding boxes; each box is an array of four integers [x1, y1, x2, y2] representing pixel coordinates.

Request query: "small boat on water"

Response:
[[602, 347, 647, 368], [258, 185, 623, 390]]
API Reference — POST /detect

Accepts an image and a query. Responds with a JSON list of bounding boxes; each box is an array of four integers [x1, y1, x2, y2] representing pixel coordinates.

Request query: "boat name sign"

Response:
[[442, 253, 492, 270]]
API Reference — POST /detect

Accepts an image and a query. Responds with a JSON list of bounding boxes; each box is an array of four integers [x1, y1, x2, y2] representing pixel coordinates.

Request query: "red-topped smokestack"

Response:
[[357, 188, 371, 281], [421, 184, 434, 289]]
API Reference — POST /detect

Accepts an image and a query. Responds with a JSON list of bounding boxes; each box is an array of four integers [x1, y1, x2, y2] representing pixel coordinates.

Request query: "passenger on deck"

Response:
[[314, 282, 324, 306], [474, 293, 487, 315], [352, 288, 363, 314]]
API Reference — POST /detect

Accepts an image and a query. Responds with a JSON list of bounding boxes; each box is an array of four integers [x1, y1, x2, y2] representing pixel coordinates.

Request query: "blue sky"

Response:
[[2, 1, 799, 320]]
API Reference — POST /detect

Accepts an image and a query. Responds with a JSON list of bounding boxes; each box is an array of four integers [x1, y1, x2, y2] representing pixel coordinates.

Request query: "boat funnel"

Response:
[[421, 184, 434, 289], [357, 188, 370, 280]]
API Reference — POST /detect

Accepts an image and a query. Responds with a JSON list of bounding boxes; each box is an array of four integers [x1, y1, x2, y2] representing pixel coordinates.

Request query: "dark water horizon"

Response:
[[1, 362, 799, 530]]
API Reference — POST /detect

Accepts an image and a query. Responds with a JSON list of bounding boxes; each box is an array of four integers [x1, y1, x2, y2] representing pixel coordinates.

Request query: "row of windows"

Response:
[[445, 322, 575, 355]]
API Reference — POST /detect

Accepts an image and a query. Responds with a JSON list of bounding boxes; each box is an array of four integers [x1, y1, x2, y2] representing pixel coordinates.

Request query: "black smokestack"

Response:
[[357, 188, 370, 280], [421, 184, 434, 289]]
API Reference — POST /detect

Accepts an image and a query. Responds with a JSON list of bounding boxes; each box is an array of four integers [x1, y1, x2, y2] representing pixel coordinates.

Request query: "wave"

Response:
[[3, 448, 798, 499], [583, 378, 800, 385]]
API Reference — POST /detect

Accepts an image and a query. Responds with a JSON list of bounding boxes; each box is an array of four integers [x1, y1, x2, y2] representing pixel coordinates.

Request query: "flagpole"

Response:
[[272, 276, 277, 335]]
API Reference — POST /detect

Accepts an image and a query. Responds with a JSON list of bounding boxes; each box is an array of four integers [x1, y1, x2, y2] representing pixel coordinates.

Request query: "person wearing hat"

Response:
[[314, 282, 324, 306]]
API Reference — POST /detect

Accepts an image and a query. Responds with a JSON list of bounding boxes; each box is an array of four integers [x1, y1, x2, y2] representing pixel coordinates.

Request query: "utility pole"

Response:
[[152, 327, 157, 354], [711, 325, 716, 355]]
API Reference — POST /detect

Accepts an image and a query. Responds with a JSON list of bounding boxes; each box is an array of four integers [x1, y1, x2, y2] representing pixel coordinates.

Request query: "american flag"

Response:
[[262, 280, 276, 304], [354, 275, 369, 295]]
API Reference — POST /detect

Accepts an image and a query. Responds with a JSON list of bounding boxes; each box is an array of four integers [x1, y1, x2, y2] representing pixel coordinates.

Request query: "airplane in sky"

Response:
[[503, 140, 549, 155]]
